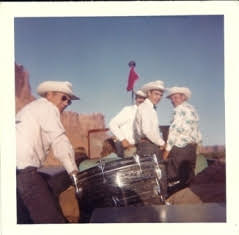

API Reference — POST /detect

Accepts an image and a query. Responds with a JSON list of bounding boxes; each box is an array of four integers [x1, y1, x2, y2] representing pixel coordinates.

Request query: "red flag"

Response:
[[127, 66, 139, 91]]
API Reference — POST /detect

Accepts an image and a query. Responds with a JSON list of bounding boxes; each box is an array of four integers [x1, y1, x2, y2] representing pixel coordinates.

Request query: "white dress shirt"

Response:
[[16, 98, 78, 174], [134, 98, 165, 146], [109, 104, 137, 145]]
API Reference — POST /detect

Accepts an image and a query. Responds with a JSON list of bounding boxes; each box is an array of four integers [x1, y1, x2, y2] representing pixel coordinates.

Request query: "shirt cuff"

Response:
[[63, 161, 78, 175], [165, 144, 172, 152], [158, 138, 165, 147], [118, 136, 125, 142]]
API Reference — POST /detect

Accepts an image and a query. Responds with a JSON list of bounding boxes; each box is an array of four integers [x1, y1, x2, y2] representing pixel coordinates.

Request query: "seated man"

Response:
[[163, 86, 202, 188], [109, 89, 146, 157]]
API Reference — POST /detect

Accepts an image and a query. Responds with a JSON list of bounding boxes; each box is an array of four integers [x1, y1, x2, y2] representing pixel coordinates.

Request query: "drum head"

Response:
[[79, 153, 121, 172]]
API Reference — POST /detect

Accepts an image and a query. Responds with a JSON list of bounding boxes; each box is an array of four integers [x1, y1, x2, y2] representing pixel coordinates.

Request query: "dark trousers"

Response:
[[17, 167, 67, 224], [167, 144, 197, 186], [136, 140, 163, 160], [114, 141, 124, 158]]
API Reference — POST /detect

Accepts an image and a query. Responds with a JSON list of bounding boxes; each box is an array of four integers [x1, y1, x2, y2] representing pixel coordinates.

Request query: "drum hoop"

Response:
[[77, 162, 149, 182], [76, 159, 162, 184]]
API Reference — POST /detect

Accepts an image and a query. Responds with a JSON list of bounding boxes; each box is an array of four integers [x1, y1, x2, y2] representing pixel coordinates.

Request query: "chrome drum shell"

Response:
[[75, 155, 167, 222]]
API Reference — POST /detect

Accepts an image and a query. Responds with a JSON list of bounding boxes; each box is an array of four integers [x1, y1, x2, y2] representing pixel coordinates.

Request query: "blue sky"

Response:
[[14, 15, 225, 146]]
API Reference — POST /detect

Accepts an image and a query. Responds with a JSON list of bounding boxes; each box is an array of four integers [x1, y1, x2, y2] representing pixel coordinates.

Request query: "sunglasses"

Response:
[[61, 95, 72, 105]]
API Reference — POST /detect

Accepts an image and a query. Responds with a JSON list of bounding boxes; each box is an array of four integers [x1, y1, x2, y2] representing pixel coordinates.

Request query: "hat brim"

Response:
[[37, 81, 80, 101], [134, 91, 146, 98], [70, 94, 80, 100], [38, 91, 80, 100]]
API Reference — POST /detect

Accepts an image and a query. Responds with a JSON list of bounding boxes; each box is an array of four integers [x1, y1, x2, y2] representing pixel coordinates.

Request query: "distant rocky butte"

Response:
[[15, 63, 107, 166], [199, 145, 225, 154]]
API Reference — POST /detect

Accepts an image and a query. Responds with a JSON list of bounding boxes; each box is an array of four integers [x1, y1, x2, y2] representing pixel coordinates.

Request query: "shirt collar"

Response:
[[174, 101, 187, 110], [144, 98, 154, 108], [40, 97, 60, 114]]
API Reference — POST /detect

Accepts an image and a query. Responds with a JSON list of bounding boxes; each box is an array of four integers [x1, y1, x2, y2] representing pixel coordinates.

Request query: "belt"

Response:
[[139, 138, 148, 142], [138, 138, 154, 144], [175, 143, 197, 149], [17, 166, 37, 175], [188, 143, 197, 146]]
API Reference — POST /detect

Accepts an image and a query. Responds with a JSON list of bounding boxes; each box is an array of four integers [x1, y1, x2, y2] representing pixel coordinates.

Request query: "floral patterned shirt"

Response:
[[166, 102, 202, 151]]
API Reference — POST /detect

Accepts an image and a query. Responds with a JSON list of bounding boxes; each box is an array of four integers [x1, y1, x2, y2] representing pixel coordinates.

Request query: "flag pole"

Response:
[[131, 90, 134, 105]]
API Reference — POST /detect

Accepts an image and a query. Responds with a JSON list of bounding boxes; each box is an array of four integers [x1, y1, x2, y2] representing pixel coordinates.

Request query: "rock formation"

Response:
[[15, 63, 35, 113], [199, 145, 225, 160]]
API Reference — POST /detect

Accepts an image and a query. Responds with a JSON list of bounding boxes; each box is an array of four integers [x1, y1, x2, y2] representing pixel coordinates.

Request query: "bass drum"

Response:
[[75, 154, 167, 222]]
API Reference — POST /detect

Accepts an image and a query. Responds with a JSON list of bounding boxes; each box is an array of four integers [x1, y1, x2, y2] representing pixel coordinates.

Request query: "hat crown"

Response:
[[64, 81, 72, 89], [167, 86, 191, 99], [37, 80, 79, 100], [141, 80, 165, 92], [135, 89, 147, 97]]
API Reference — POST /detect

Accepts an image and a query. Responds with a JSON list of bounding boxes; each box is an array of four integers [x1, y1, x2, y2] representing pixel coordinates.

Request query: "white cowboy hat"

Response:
[[166, 86, 191, 100], [37, 81, 80, 100], [134, 89, 147, 98], [141, 80, 165, 93]]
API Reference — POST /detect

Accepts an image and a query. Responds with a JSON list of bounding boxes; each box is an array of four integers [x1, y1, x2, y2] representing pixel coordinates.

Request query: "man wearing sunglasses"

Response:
[[16, 81, 80, 223]]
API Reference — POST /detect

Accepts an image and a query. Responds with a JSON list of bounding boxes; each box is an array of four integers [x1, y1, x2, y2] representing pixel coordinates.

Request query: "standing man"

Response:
[[163, 86, 202, 187], [109, 89, 146, 157], [134, 80, 165, 158], [16, 81, 80, 223]]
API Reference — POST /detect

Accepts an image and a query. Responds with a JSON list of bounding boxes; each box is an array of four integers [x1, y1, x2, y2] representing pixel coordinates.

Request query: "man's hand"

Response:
[[69, 170, 79, 177], [159, 144, 166, 151], [121, 139, 131, 149], [69, 170, 79, 186], [162, 150, 170, 161]]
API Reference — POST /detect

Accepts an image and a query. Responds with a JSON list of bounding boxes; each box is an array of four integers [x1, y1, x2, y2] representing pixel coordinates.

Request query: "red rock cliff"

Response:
[[15, 63, 35, 113]]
